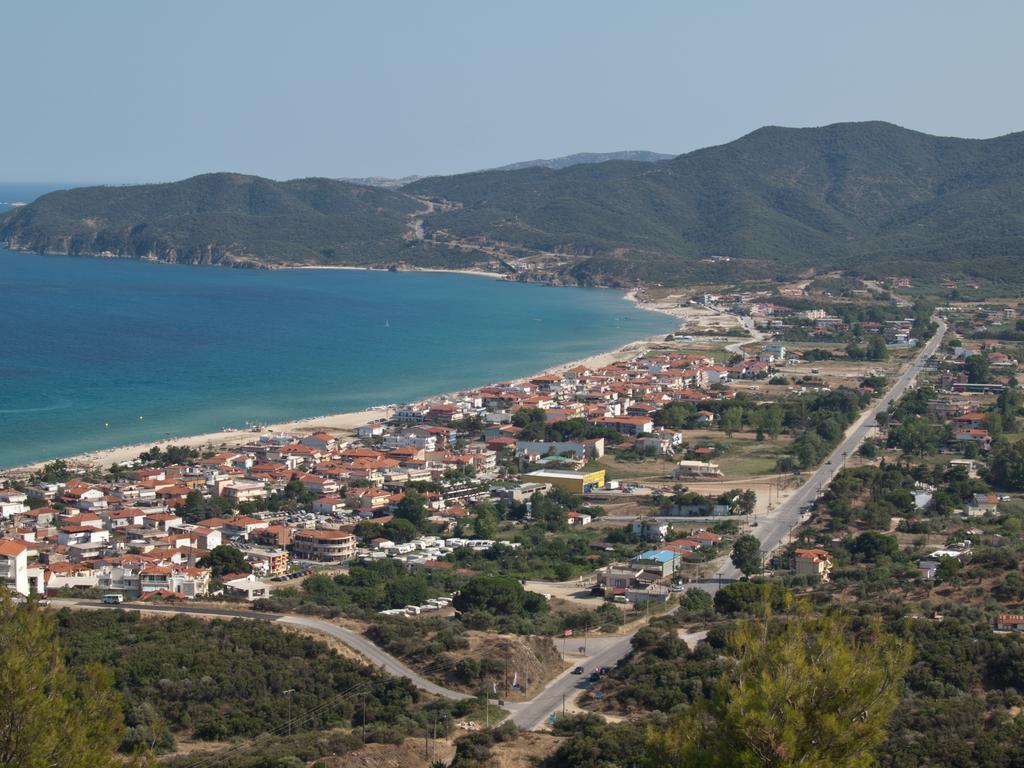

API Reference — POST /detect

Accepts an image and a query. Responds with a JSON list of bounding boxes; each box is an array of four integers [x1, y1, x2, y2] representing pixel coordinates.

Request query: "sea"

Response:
[[0, 184, 675, 469]]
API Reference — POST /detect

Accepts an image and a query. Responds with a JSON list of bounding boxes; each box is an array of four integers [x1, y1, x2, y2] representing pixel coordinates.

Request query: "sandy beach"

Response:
[[5, 290, 738, 478], [288, 264, 505, 280]]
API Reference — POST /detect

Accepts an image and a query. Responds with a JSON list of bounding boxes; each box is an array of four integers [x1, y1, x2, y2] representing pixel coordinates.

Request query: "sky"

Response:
[[2, 0, 1023, 183]]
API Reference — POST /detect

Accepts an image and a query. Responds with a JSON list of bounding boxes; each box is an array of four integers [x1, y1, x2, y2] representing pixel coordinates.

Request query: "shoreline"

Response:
[[287, 264, 506, 280], [4, 283, 729, 478], [2, 244, 506, 282]]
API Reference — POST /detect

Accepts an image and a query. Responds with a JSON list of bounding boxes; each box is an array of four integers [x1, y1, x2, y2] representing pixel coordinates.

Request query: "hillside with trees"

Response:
[[5, 122, 1024, 285], [0, 173, 422, 267]]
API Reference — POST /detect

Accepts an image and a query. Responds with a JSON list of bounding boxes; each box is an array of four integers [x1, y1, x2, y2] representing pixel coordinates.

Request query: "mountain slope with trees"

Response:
[[407, 121, 1024, 284], [4, 122, 1024, 284], [0, 173, 422, 267]]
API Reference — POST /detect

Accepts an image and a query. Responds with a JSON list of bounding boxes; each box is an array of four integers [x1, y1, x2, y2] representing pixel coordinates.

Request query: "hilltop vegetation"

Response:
[[4, 122, 1024, 284], [0, 173, 423, 267], [408, 121, 1024, 285]]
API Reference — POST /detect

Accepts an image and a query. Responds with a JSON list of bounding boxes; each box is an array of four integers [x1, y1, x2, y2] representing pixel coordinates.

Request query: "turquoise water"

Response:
[[0, 248, 674, 468]]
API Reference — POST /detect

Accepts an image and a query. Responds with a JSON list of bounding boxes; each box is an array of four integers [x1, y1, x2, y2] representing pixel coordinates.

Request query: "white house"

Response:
[[57, 526, 111, 547], [0, 539, 30, 595], [0, 490, 29, 518], [223, 573, 272, 601]]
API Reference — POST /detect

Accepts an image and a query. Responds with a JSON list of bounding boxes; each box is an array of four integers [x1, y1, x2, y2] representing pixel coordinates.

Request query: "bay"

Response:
[[0, 248, 674, 469]]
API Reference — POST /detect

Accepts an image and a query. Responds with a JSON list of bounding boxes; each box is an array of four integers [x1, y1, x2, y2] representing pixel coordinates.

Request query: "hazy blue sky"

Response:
[[2, 1, 1022, 183]]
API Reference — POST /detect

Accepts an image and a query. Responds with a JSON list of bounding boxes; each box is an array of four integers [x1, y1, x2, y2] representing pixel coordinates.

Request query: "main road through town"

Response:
[[708, 317, 947, 585], [46, 318, 945, 732]]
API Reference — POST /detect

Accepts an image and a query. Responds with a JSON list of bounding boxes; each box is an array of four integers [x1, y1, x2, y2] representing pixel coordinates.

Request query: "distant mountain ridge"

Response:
[[340, 150, 672, 188], [339, 175, 424, 189], [4, 122, 1024, 284], [492, 150, 674, 172]]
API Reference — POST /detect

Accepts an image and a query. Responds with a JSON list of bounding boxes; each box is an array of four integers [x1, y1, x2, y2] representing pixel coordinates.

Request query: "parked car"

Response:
[[572, 666, 584, 675]]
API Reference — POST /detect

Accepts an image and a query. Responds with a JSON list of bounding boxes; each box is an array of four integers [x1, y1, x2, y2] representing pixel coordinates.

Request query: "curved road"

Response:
[[50, 599, 471, 701], [47, 320, 944, 730]]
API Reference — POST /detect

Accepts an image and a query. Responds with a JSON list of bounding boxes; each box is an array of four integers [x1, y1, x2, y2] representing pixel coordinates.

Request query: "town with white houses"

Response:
[[1, 280, 1022, 638]]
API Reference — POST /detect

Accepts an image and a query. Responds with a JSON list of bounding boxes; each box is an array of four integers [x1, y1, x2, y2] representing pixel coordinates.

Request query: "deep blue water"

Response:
[[0, 246, 673, 468]]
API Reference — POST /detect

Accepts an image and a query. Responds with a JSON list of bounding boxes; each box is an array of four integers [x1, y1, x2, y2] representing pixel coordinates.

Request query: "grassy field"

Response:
[[595, 432, 793, 484]]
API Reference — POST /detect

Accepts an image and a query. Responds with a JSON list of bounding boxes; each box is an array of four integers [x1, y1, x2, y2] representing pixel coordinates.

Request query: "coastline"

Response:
[[6, 290, 727, 478], [288, 264, 506, 280]]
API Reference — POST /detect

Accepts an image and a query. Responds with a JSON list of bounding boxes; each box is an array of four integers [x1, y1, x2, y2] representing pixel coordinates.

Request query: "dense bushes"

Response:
[[712, 581, 790, 615], [775, 388, 874, 470], [444, 526, 623, 580], [453, 575, 548, 616], [586, 617, 724, 714], [54, 610, 449, 752], [259, 559, 461, 617], [542, 715, 649, 768], [989, 440, 1024, 491], [877, 614, 1024, 767], [448, 721, 519, 768]]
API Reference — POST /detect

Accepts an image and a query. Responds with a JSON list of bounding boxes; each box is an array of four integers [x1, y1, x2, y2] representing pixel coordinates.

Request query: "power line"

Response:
[[178, 626, 534, 768]]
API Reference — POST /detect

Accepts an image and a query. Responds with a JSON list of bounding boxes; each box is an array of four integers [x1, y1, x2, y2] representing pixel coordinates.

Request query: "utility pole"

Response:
[[562, 692, 566, 717], [432, 714, 439, 762], [283, 689, 295, 737], [361, 694, 366, 743]]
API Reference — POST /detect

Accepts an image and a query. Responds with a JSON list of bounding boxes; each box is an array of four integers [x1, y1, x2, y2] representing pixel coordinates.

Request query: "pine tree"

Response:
[[0, 589, 147, 767], [646, 604, 910, 767]]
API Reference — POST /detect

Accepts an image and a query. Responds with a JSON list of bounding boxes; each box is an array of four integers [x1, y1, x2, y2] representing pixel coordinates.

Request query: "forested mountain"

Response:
[[0, 173, 421, 267], [4, 122, 1024, 284], [406, 121, 1024, 284]]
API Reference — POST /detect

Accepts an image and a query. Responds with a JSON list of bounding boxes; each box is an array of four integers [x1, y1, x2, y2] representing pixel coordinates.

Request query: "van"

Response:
[[101, 594, 124, 605]]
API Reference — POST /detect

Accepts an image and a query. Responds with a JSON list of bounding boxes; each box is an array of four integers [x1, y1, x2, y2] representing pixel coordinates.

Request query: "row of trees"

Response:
[[511, 409, 625, 444]]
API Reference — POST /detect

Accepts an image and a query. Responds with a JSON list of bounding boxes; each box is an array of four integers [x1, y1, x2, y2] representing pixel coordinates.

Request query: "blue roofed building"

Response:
[[631, 549, 679, 577]]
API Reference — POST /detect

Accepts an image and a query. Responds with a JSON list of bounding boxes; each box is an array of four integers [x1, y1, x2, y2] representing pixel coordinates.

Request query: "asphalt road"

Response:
[[45, 321, 945, 730], [50, 599, 470, 701], [705, 318, 947, 587], [507, 631, 638, 729], [278, 615, 470, 700], [55, 596, 651, 728]]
